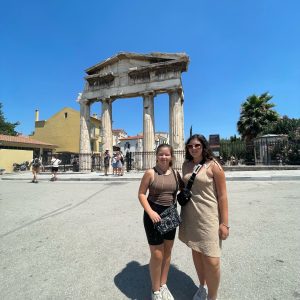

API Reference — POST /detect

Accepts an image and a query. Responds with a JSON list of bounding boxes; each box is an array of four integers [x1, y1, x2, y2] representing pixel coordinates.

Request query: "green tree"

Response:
[[0, 102, 20, 135], [237, 92, 279, 143], [262, 115, 300, 140]]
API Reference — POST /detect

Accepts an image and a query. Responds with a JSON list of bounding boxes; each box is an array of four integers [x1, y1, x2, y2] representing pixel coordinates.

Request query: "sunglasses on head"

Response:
[[187, 143, 202, 149]]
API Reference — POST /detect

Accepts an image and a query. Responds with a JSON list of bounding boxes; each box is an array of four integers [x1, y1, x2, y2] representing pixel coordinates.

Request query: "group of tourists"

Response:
[[138, 134, 229, 300], [29, 155, 62, 183], [103, 149, 124, 176]]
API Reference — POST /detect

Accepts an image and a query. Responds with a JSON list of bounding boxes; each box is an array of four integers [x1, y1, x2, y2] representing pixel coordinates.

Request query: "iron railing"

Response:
[[220, 139, 300, 165], [38, 139, 300, 173]]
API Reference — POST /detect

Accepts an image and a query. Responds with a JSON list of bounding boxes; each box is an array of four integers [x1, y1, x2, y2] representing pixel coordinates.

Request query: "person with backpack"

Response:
[[29, 156, 42, 183]]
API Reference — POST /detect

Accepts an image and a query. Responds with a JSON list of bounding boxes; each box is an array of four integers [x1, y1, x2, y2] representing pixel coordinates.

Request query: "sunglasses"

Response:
[[187, 143, 202, 149]]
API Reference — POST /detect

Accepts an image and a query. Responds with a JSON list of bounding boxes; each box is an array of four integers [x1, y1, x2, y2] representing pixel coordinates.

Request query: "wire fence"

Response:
[[220, 139, 300, 165], [39, 139, 300, 172]]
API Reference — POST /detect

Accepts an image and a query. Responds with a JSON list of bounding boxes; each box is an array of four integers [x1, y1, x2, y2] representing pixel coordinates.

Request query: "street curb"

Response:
[[1, 176, 300, 182], [0, 177, 141, 182], [226, 176, 300, 181]]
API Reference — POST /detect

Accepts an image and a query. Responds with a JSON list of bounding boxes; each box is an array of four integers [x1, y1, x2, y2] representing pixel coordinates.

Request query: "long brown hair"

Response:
[[185, 134, 214, 161]]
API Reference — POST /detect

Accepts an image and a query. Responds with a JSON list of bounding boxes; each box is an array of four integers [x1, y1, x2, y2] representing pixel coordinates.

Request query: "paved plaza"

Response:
[[0, 179, 300, 299]]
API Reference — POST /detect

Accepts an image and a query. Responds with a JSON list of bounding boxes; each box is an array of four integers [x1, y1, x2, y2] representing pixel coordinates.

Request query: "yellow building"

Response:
[[0, 134, 56, 173], [32, 107, 102, 154]]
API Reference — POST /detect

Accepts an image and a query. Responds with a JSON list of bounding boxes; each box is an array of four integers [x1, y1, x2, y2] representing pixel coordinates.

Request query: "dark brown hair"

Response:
[[185, 134, 214, 161], [156, 143, 174, 167]]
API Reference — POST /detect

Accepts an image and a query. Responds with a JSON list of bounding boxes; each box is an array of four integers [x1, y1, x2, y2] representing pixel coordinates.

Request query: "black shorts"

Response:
[[143, 201, 176, 245], [51, 167, 59, 172]]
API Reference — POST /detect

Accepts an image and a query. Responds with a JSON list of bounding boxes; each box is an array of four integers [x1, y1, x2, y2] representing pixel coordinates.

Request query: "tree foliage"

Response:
[[237, 92, 279, 142], [0, 103, 20, 136], [262, 115, 300, 140]]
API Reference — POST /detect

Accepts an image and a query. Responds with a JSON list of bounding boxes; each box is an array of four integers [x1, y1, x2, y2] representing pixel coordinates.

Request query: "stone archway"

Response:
[[78, 52, 189, 171]]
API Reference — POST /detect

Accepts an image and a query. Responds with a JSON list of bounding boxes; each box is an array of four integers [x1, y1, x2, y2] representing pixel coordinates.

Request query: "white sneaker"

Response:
[[160, 284, 174, 300], [193, 285, 207, 300], [152, 290, 163, 300]]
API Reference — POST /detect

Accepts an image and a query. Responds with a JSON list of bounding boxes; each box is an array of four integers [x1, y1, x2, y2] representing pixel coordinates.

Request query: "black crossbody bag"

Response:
[[177, 163, 204, 206], [154, 169, 182, 235]]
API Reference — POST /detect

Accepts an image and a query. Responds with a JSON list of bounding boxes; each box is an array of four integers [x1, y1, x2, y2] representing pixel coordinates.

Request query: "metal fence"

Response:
[[254, 139, 300, 165], [220, 141, 254, 165], [38, 139, 300, 173], [40, 152, 80, 172], [220, 139, 300, 165], [122, 150, 185, 171], [91, 153, 103, 171]]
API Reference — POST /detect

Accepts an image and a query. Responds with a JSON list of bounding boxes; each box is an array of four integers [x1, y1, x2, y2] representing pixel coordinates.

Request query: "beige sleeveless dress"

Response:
[[178, 160, 221, 257]]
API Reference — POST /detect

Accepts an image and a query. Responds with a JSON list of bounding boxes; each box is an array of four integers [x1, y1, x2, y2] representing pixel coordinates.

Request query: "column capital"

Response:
[[78, 96, 91, 105], [142, 90, 155, 97], [101, 97, 115, 104], [167, 87, 182, 96]]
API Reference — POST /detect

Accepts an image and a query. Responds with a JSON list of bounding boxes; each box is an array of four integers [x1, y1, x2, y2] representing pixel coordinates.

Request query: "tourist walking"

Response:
[[103, 150, 111, 176], [29, 156, 42, 183], [116, 151, 123, 176], [50, 155, 61, 181], [179, 134, 229, 300], [138, 144, 182, 300], [111, 153, 117, 175]]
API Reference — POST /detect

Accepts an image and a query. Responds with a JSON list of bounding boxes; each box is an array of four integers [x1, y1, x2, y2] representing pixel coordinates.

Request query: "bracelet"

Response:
[[221, 223, 230, 229]]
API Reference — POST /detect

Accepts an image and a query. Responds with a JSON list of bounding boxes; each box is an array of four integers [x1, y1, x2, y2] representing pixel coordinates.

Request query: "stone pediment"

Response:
[[82, 52, 189, 100], [85, 52, 189, 75]]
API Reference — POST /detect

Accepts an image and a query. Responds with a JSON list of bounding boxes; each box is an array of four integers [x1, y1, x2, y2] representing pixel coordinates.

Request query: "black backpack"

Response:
[[32, 158, 41, 168]]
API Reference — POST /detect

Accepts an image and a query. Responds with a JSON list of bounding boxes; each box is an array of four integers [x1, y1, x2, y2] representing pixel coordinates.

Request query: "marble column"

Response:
[[169, 89, 185, 169], [79, 100, 92, 171], [143, 92, 155, 169], [101, 98, 113, 159]]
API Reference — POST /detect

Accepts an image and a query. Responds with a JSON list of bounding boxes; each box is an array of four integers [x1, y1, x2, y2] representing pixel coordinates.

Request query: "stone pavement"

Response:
[[1, 168, 300, 182], [0, 180, 299, 300]]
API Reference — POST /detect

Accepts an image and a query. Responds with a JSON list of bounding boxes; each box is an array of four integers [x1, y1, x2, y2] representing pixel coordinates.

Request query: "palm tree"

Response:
[[237, 92, 279, 143]]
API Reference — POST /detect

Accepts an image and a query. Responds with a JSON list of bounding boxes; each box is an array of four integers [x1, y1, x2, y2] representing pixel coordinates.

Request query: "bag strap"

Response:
[[185, 163, 204, 191], [51, 158, 58, 165], [171, 168, 179, 205]]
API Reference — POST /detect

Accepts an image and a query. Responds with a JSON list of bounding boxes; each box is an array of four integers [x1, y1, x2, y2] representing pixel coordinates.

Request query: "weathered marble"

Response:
[[79, 52, 189, 171]]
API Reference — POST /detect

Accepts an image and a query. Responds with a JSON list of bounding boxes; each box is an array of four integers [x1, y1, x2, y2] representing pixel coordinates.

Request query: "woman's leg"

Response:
[[33, 170, 37, 181], [192, 249, 206, 286], [149, 244, 164, 292], [160, 239, 174, 285], [31, 170, 35, 182], [202, 256, 220, 300]]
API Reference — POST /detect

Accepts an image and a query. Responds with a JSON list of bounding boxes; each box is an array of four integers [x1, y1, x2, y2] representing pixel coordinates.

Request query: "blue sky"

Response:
[[1, 0, 299, 140]]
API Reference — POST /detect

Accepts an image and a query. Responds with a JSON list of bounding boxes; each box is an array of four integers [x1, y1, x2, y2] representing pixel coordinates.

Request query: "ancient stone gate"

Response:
[[78, 52, 189, 171]]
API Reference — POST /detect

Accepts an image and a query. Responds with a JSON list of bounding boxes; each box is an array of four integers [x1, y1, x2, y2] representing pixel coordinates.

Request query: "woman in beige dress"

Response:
[[179, 134, 229, 300]]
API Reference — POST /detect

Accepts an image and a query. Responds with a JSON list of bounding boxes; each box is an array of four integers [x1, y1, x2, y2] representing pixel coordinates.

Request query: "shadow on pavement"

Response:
[[114, 260, 197, 299]]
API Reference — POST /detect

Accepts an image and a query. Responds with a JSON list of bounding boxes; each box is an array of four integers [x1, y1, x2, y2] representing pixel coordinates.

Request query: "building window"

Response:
[[64, 112, 68, 119]]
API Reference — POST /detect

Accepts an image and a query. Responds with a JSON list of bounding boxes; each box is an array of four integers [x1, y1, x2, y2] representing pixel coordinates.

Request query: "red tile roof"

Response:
[[112, 129, 127, 133], [0, 134, 56, 148]]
